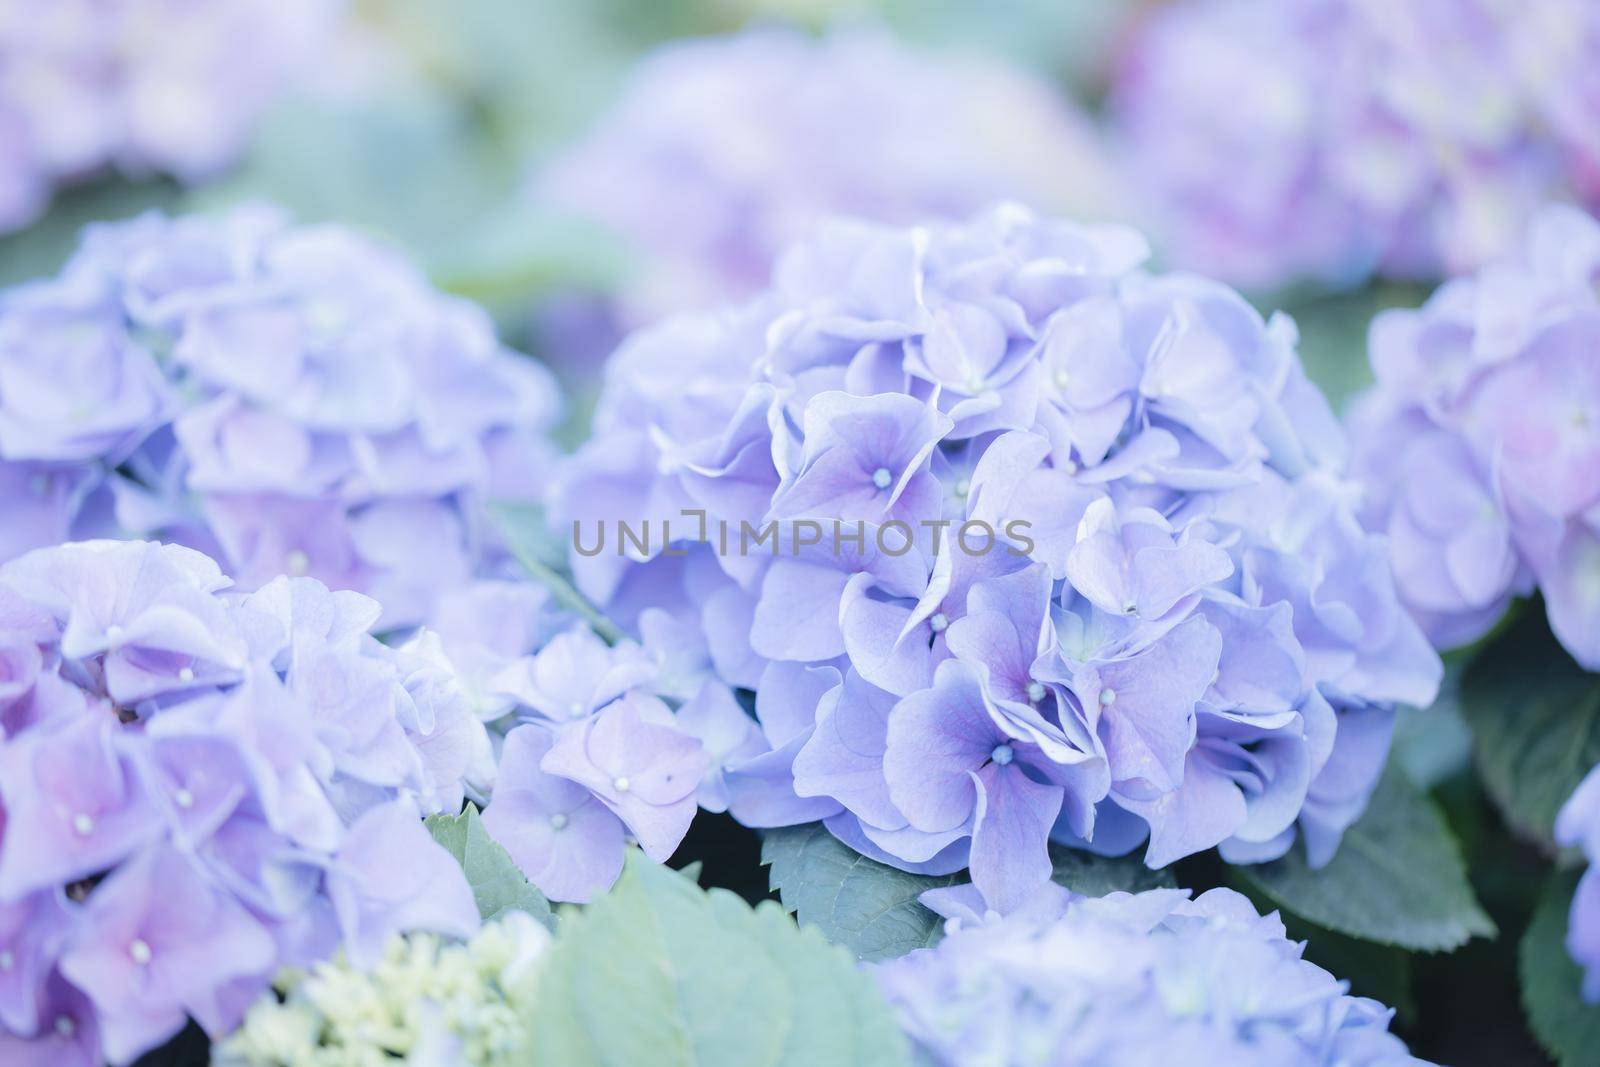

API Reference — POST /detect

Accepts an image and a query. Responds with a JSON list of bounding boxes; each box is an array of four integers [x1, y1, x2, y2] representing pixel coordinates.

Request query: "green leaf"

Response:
[[1049, 843, 1176, 897], [1281, 907, 1417, 1020], [429, 200, 629, 317], [489, 500, 568, 570], [1521, 870, 1600, 1066], [195, 91, 513, 262], [527, 853, 909, 1067], [1460, 607, 1600, 849], [0, 178, 180, 288], [1392, 656, 1473, 791], [425, 805, 553, 929], [370, 0, 636, 159], [490, 500, 625, 645], [1269, 283, 1426, 413], [762, 823, 959, 962], [762, 822, 1174, 962], [1237, 760, 1494, 951], [1227, 877, 1417, 1021]]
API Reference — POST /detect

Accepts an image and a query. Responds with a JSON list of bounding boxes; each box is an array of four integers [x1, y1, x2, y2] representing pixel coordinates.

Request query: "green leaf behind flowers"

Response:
[[1460, 607, 1600, 850], [491, 500, 625, 645], [1237, 760, 1494, 951], [762, 821, 1173, 962], [1521, 869, 1600, 1066], [426, 804, 554, 929], [526, 853, 909, 1067]]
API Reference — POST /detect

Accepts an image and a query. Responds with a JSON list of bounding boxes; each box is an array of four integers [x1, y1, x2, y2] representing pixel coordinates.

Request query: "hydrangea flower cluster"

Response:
[[1109, 0, 1600, 289], [1557, 765, 1600, 1001], [0, 0, 341, 233], [875, 883, 1428, 1066], [437, 599, 743, 904], [0, 206, 561, 629], [1346, 204, 1600, 668], [537, 26, 1118, 323], [424, 578, 744, 903], [553, 204, 1441, 914], [0, 540, 483, 1065], [216, 910, 549, 1067]]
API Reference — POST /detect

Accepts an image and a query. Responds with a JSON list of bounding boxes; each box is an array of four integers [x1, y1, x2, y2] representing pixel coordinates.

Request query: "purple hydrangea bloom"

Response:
[[536, 26, 1119, 325], [472, 620, 717, 904], [0, 540, 480, 1063], [874, 884, 1429, 1066], [1347, 204, 1600, 668], [424, 579, 725, 905], [0, 206, 562, 629], [552, 204, 1441, 913], [1557, 764, 1600, 1000], [0, 0, 341, 233], [1109, 0, 1600, 289]]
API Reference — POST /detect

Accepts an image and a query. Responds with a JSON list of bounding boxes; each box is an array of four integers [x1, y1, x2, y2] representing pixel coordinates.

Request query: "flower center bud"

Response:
[[1054, 369, 1071, 390], [613, 777, 631, 793], [104, 625, 125, 649], [871, 467, 893, 490], [929, 612, 949, 634], [549, 813, 568, 830], [1026, 681, 1046, 703], [990, 744, 1015, 766], [1099, 688, 1118, 706], [965, 374, 986, 394], [174, 789, 195, 810], [953, 478, 970, 499], [72, 813, 94, 836], [55, 1016, 75, 1038], [285, 550, 311, 577], [129, 939, 152, 965], [178, 667, 195, 683], [0, 950, 14, 970]]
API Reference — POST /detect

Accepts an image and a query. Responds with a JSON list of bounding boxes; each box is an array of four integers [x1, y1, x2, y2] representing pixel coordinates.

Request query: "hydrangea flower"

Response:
[[0, 540, 481, 1064], [1109, 0, 1600, 289], [425, 581, 732, 903], [215, 910, 550, 1067], [552, 204, 1441, 914], [1346, 204, 1600, 668], [461, 620, 725, 904], [874, 884, 1429, 1066], [536, 26, 1119, 324], [1558, 765, 1600, 1001], [0, 206, 562, 629], [0, 0, 341, 233]]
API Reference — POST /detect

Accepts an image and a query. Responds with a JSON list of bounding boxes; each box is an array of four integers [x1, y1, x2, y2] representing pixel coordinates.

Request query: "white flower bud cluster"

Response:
[[216, 912, 551, 1067]]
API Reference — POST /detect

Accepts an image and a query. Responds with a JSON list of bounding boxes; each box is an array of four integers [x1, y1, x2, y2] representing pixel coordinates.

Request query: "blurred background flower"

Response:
[[1346, 205, 1600, 667], [533, 26, 1122, 328], [1108, 0, 1600, 291], [0, 0, 341, 235], [0, 206, 561, 630]]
